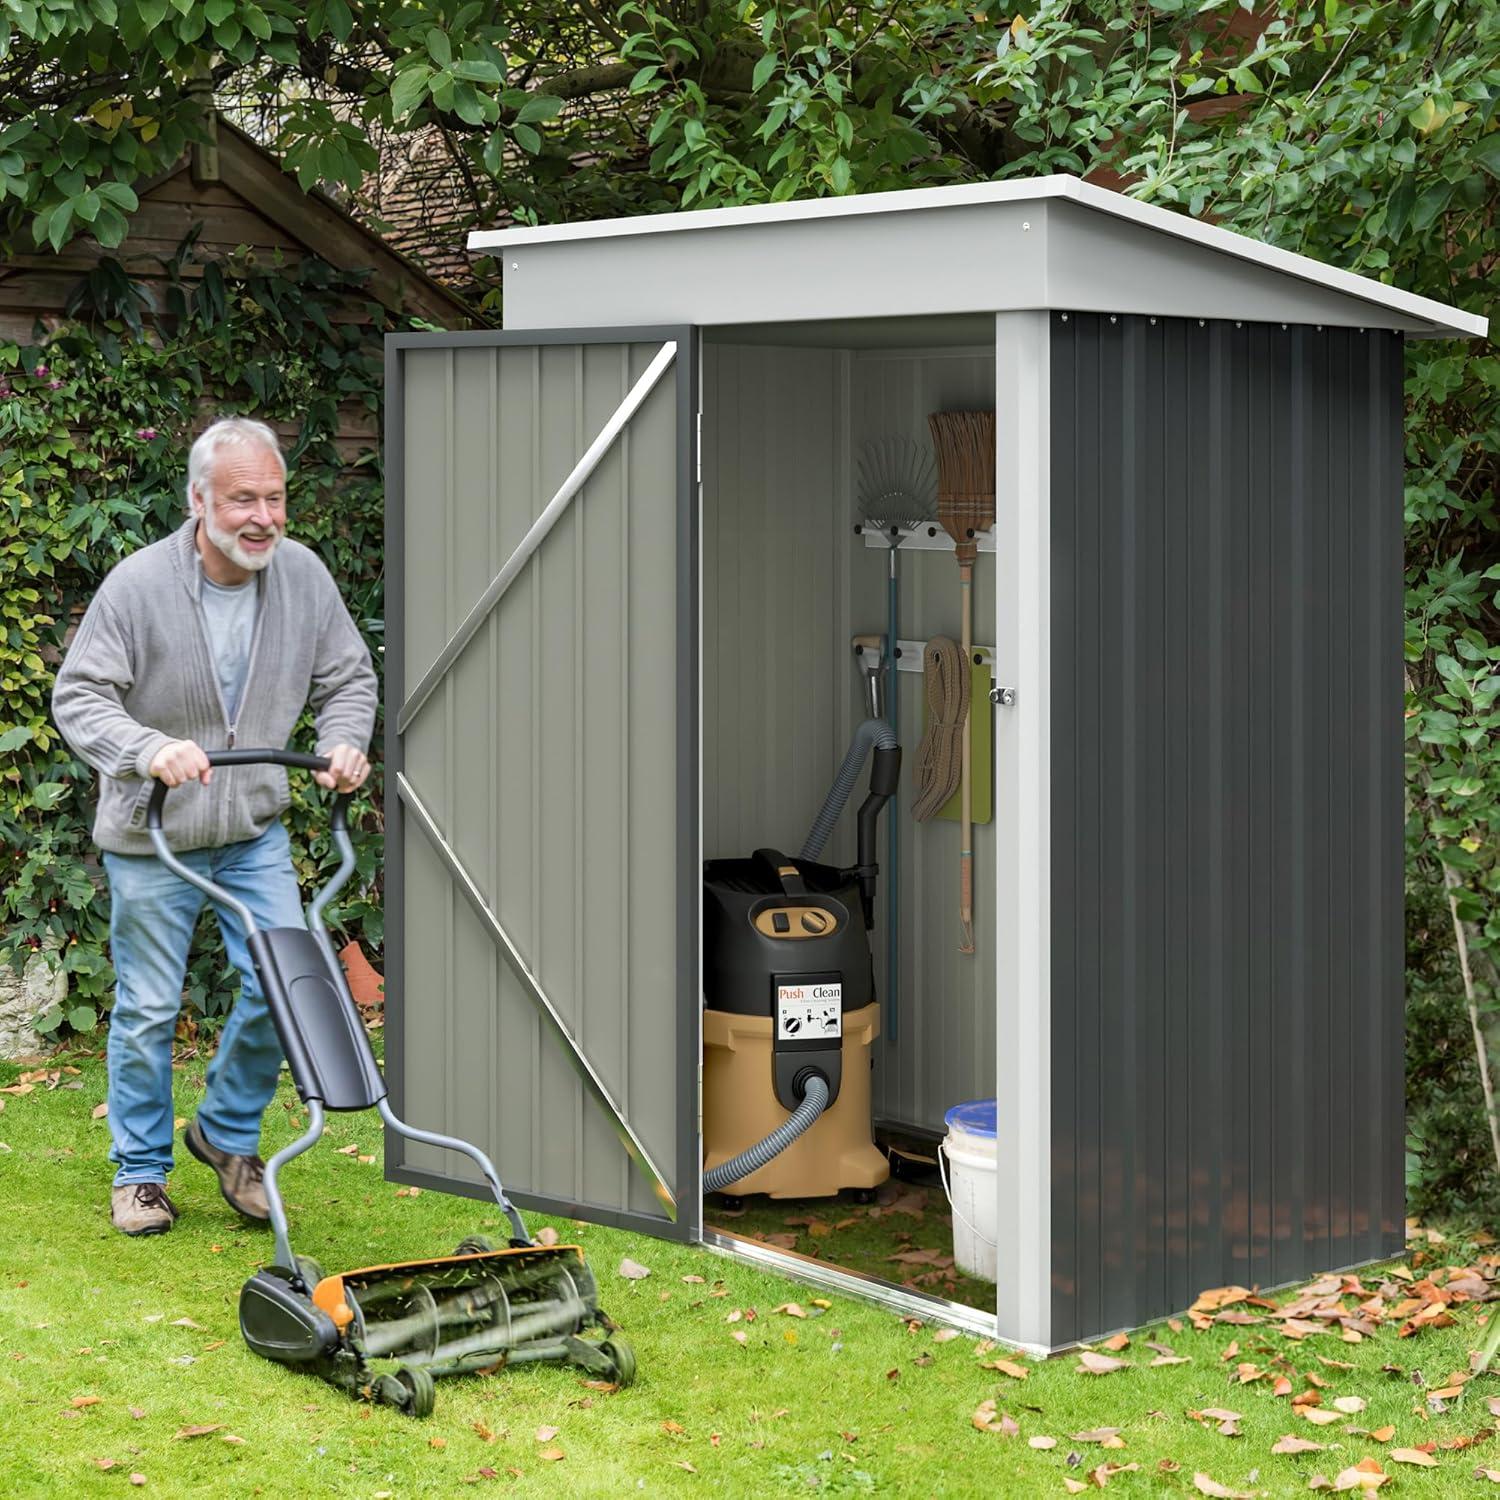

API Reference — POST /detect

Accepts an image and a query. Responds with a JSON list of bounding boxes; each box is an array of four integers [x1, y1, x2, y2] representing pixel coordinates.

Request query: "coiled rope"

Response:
[[911, 635, 968, 822]]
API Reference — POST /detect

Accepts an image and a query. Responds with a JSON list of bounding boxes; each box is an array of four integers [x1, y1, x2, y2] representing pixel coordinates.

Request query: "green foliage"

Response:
[[0, 241, 401, 1036]]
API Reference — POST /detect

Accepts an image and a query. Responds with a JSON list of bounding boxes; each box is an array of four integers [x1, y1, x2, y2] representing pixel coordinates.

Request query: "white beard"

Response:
[[201, 505, 281, 572]]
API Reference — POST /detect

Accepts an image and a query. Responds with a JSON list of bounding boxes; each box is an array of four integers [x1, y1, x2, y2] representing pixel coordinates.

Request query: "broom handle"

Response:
[[959, 559, 975, 955]]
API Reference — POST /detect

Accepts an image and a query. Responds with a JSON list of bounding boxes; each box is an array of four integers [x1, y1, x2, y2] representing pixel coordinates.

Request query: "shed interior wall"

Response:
[[701, 335, 998, 1149]]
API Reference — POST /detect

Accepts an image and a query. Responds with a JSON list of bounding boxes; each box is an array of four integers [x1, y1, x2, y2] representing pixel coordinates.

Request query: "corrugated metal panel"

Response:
[[388, 335, 691, 1232], [1048, 313, 1405, 1344], [700, 343, 999, 1141]]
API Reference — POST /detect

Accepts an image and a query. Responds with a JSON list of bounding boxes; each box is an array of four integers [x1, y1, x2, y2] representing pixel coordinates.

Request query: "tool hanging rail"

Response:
[[856, 522, 996, 555], [854, 637, 996, 675]]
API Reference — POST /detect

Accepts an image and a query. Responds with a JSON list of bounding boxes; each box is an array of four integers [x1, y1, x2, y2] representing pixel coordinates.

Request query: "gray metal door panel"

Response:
[[385, 329, 698, 1239]]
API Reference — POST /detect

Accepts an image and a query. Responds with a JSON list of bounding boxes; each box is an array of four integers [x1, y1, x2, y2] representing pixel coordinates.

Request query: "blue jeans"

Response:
[[102, 820, 304, 1186]]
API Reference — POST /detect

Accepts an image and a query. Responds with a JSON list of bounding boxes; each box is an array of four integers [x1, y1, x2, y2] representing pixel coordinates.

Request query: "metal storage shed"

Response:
[[383, 176, 1486, 1353]]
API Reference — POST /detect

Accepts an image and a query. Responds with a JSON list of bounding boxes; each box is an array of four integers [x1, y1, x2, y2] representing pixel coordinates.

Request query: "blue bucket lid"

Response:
[[944, 1098, 997, 1139]]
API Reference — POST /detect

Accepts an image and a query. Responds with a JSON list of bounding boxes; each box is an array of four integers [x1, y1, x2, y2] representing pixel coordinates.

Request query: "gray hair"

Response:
[[185, 417, 287, 513]]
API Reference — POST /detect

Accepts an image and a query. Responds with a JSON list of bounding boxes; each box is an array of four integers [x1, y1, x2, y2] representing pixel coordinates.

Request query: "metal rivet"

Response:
[[1022, 221, 1031, 231], [1109, 315, 1117, 324], [1235, 321, 1243, 328], [1060, 313, 1069, 322], [511, 262, 519, 270], [1149, 317, 1157, 325], [1282, 323, 1288, 330], [1198, 319, 1205, 327]]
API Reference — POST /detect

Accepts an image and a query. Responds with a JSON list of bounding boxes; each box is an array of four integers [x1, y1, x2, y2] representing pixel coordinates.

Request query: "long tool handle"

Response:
[[959, 562, 975, 955], [886, 553, 900, 1042]]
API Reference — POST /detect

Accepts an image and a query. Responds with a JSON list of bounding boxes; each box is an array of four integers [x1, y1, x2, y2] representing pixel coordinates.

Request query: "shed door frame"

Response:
[[384, 325, 701, 1243]]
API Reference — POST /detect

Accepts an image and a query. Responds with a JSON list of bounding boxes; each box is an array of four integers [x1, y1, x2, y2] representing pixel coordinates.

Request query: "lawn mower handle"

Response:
[[145, 748, 356, 937]]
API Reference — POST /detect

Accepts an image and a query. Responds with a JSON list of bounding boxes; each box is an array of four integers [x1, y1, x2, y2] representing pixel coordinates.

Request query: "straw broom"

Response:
[[927, 410, 996, 955]]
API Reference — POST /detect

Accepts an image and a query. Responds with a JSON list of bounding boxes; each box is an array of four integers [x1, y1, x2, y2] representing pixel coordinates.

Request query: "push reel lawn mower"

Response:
[[147, 749, 635, 1417]]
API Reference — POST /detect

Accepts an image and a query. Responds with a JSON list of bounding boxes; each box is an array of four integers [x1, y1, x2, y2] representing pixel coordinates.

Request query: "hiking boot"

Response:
[[112, 1182, 178, 1236], [183, 1117, 270, 1222]]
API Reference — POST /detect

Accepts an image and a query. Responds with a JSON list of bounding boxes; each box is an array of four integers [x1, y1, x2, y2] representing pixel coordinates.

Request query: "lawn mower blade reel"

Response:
[[239, 1243, 634, 1416]]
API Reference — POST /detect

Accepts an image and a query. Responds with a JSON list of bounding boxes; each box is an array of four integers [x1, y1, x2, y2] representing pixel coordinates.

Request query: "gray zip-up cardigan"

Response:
[[51, 516, 378, 856]]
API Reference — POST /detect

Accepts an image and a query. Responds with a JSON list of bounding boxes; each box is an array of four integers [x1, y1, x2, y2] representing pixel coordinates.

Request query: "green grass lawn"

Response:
[[4, 1046, 1500, 1497]]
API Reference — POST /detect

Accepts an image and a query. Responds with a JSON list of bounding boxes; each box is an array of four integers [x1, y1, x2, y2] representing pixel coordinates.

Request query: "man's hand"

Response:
[[148, 739, 212, 787], [316, 744, 370, 793]]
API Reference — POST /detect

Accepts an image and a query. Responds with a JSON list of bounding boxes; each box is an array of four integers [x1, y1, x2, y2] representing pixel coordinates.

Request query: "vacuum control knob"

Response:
[[800, 911, 828, 935], [771, 911, 790, 934]]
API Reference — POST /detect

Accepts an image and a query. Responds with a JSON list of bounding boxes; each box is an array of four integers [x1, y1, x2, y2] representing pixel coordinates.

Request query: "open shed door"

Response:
[[384, 329, 698, 1239]]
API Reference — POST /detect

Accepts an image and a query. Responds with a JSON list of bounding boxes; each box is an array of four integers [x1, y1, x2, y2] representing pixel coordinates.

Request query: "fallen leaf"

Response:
[[933, 1329, 961, 1344], [1077, 1351, 1129, 1375], [1197, 1409, 1243, 1423], [538, 1447, 564, 1461], [173, 1424, 224, 1440], [1064, 1482, 1087, 1496], [535, 1227, 559, 1247], [985, 1358, 1030, 1380], [94, 1459, 116, 1471], [130, 1476, 146, 1487], [1101, 1333, 1130, 1352], [1389, 1449, 1438, 1468], [1328, 1461, 1389, 1490], [661, 1421, 685, 1435], [774, 1303, 807, 1318], [91, 1102, 108, 1119], [1070, 1429, 1122, 1444], [1368, 1426, 1395, 1443], [1302, 1409, 1342, 1426], [221, 1435, 246, 1445], [1029, 1436, 1058, 1449], [618, 1257, 651, 1280], [971, 1400, 1019, 1436], [70, 1395, 101, 1409], [682, 1275, 706, 1285], [170, 1318, 204, 1330], [675, 1461, 696, 1473], [1152, 1354, 1192, 1367], [1273, 1435, 1326, 1454], [128, 1408, 146, 1420], [429, 1437, 446, 1450], [1333, 1397, 1368, 1415], [535, 1425, 559, 1442], [1476, 1469, 1500, 1483], [1192, 1475, 1256, 1498], [335, 1143, 358, 1155]]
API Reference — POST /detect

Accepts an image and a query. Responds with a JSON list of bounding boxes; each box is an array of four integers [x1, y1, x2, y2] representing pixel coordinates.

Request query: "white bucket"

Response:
[[941, 1099, 997, 1282]]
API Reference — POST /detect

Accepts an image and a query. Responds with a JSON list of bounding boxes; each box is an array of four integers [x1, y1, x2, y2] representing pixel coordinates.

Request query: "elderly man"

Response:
[[52, 416, 378, 1236]]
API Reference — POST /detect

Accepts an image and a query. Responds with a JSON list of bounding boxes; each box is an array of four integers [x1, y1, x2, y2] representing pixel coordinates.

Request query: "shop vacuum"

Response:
[[702, 720, 900, 1200]]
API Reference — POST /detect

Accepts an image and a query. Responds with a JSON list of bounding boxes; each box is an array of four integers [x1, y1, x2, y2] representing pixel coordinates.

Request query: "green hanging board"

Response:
[[926, 659, 993, 825]]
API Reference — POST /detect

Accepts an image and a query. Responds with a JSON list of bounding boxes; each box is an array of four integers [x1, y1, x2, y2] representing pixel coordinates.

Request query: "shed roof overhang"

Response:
[[472, 176, 1485, 342]]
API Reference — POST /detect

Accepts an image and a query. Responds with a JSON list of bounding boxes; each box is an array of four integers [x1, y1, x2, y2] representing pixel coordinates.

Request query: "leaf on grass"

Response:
[[1332, 1396, 1367, 1415], [174, 1424, 224, 1439], [1070, 1428, 1122, 1444], [538, 1447, 564, 1461], [1029, 1436, 1058, 1449], [933, 1328, 961, 1343], [984, 1358, 1030, 1380], [170, 1318, 204, 1330], [70, 1395, 101, 1409], [220, 1434, 245, 1445], [971, 1399, 1018, 1435], [91, 1102, 108, 1119], [1301, 1409, 1342, 1426], [535, 1425, 559, 1442], [1476, 1469, 1500, 1484], [1327, 1461, 1389, 1490], [1153, 1354, 1193, 1367], [1196, 1409, 1243, 1423], [129, 1476, 146, 1487], [335, 1143, 358, 1155], [618, 1257, 651, 1280], [1101, 1332, 1130, 1352], [1192, 1475, 1256, 1499], [774, 1303, 807, 1318], [661, 1421, 686, 1435], [94, 1459, 116, 1471], [1064, 1482, 1087, 1495], [1389, 1449, 1438, 1468], [1367, 1426, 1395, 1443], [1273, 1435, 1326, 1454], [682, 1275, 706, 1285], [1077, 1351, 1129, 1375]]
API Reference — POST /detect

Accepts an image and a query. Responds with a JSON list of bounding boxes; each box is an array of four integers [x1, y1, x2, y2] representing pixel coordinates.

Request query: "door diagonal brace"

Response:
[[398, 339, 678, 734], [395, 773, 678, 1221]]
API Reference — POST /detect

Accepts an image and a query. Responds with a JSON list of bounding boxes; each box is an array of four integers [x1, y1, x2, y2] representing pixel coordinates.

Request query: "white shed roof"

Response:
[[473, 175, 1485, 341]]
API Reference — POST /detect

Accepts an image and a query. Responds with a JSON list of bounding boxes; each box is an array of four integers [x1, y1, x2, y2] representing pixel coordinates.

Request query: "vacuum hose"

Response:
[[703, 1073, 831, 1194], [801, 718, 898, 861]]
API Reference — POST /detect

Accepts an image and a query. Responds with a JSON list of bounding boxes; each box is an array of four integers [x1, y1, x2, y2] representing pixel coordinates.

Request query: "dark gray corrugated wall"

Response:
[[1048, 313, 1406, 1345]]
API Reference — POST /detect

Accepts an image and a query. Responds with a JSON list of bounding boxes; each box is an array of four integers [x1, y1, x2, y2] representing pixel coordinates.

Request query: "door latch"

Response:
[[990, 685, 1016, 707]]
